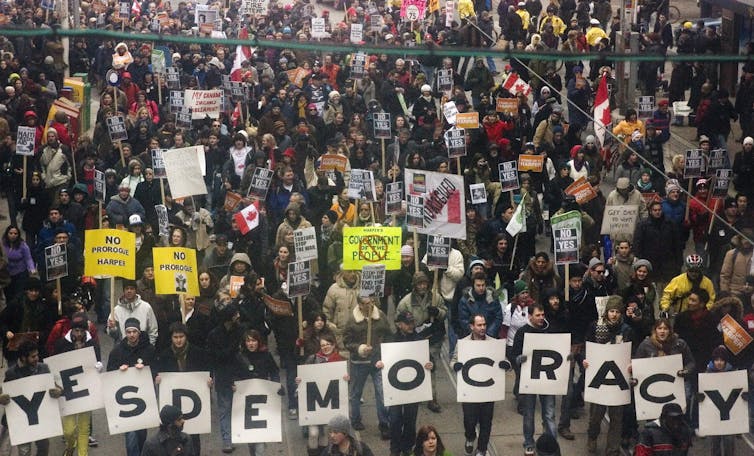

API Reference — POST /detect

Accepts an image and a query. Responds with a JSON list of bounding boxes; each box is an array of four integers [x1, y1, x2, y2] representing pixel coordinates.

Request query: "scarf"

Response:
[[572, 158, 585, 172], [650, 333, 675, 356], [636, 179, 653, 192], [315, 350, 344, 364], [172, 341, 189, 371]]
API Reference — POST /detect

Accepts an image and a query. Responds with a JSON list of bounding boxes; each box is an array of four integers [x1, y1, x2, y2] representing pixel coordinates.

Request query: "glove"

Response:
[[295, 338, 304, 348], [49, 387, 63, 399], [277, 387, 286, 396], [0, 394, 9, 405], [516, 355, 528, 365], [453, 362, 463, 372], [629, 377, 638, 387], [499, 360, 512, 371], [94, 361, 103, 373], [676, 369, 690, 378], [696, 392, 706, 402], [566, 354, 574, 361], [427, 307, 439, 318], [742, 392, 750, 401]]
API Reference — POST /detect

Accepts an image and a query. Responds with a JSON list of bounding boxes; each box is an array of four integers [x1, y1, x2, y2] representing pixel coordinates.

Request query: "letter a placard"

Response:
[[297, 361, 348, 425], [584, 342, 632, 406]]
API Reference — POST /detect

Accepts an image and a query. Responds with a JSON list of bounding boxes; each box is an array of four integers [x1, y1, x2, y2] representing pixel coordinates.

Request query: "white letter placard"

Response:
[[4, 373, 63, 445], [698, 370, 749, 436], [632, 354, 686, 421], [518, 333, 571, 395], [456, 338, 507, 403], [45, 347, 104, 416], [232, 379, 282, 444], [297, 361, 348, 426], [101, 367, 160, 434], [381, 340, 432, 406], [584, 342, 632, 406], [158, 371, 212, 434]]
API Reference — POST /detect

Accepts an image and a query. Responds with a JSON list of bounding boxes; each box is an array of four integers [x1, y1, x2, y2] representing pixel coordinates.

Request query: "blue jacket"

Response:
[[661, 199, 685, 225], [458, 286, 504, 338]]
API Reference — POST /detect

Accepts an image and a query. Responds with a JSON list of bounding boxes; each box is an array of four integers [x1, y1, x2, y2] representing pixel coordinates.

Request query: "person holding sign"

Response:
[[396, 271, 447, 413], [107, 280, 158, 346], [634, 403, 692, 455], [106, 318, 157, 456], [375, 311, 433, 456], [0, 341, 63, 456], [0, 277, 57, 363], [342, 296, 392, 439], [695, 346, 739, 455], [582, 296, 635, 454], [141, 405, 195, 456], [231, 329, 284, 456], [40, 129, 72, 202]]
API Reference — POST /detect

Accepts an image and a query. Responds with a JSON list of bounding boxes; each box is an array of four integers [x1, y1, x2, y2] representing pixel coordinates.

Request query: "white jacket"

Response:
[[421, 248, 465, 302], [107, 294, 159, 345]]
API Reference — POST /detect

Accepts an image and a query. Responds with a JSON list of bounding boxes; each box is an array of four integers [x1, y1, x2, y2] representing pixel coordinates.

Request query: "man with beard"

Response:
[[141, 405, 195, 455], [396, 272, 447, 413]]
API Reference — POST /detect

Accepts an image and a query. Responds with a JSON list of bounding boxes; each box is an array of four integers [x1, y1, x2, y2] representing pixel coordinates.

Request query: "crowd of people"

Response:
[[0, 0, 753, 454]]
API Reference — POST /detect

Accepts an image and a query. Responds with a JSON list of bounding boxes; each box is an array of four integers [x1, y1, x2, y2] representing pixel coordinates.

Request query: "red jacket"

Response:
[[484, 119, 514, 148]]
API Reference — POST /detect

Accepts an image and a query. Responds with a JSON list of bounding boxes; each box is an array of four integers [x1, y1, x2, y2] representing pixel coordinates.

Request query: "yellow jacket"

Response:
[[586, 26, 608, 47], [612, 119, 645, 142], [516, 9, 531, 30], [458, 0, 476, 19], [660, 273, 716, 313], [539, 15, 566, 36]]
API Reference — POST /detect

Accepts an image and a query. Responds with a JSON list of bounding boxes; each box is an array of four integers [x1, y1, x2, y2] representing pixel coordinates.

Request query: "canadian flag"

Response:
[[131, 0, 141, 16], [593, 73, 611, 147], [234, 201, 260, 234], [231, 28, 254, 82], [231, 102, 242, 128], [502, 72, 531, 97]]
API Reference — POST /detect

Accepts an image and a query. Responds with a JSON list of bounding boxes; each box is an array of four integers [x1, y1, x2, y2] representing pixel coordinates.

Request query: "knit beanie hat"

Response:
[[124, 317, 141, 331], [400, 244, 414, 257], [327, 414, 353, 437], [633, 259, 653, 272], [324, 210, 339, 224], [514, 280, 528, 296], [412, 271, 430, 287], [604, 295, 625, 316]]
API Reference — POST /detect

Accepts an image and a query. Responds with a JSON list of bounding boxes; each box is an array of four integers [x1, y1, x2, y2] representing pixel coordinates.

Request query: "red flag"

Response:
[[131, 0, 141, 16], [233, 202, 260, 234], [231, 28, 254, 82], [594, 73, 611, 147], [231, 102, 242, 128], [501, 72, 531, 97]]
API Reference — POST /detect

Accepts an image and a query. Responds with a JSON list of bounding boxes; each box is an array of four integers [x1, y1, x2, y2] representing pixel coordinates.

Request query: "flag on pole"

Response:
[[501, 72, 532, 97], [594, 73, 611, 148], [231, 28, 255, 82], [505, 194, 527, 237], [131, 0, 141, 16], [231, 102, 242, 128], [233, 201, 260, 234]]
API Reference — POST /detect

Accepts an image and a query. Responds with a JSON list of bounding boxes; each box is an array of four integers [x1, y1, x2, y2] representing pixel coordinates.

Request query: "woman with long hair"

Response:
[[413, 425, 452, 456], [1, 226, 36, 301]]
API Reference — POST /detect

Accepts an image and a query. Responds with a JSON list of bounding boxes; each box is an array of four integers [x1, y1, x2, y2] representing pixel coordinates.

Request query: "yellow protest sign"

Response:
[[83, 229, 136, 279], [152, 247, 199, 296], [343, 226, 402, 271]]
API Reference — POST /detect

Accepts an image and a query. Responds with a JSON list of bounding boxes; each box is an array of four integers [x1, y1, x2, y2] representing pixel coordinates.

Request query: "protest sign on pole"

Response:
[[293, 227, 318, 262], [444, 128, 466, 158], [455, 338, 507, 402], [636, 95, 654, 119], [152, 247, 199, 295], [106, 115, 128, 142], [551, 210, 581, 265], [162, 146, 207, 198], [437, 69, 453, 93], [297, 361, 349, 426], [311, 18, 327, 38], [101, 367, 161, 435], [84, 229, 136, 279], [231, 379, 282, 444], [158, 372, 212, 434], [707, 149, 728, 174], [712, 169, 732, 198], [442, 101, 458, 125], [469, 184, 487, 205], [348, 169, 377, 201], [518, 333, 571, 395], [343, 226, 402, 270], [94, 169, 105, 203], [151, 149, 167, 178], [156, 205, 169, 236], [4, 373, 62, 445], [185, 90, 223, 119], [632, 354, 686, 420], [406, 194, 424, 229], [698, 370, 749, 436], [498, 161, 520, 192], [15, 126, 36, 156], [584, 342, 632, 406], [151, 49, 165, 74], [287, 261, 311, 298], [359, 264, 386, 297], [247, 167, 274, 200], [518, 154, 545, 172], [385, 182, 404, 215], [373, 112, 392, 139], [169, 89, 184, 111], [350, 52, 367, 79], [564, 177, 598, 205], [381, 340, 432, 406], [720, 314, 753, 355], [455, 112, 479, 129], [404, 169, 466, 239], [683, 149, 704, 179], [426, 235, 451, 268], [600, 205, 640, 237], [350, 23, 363, 43], [45, 243, 68, 280], [496, 97, 519, 116], [370, 13, 382, 32]]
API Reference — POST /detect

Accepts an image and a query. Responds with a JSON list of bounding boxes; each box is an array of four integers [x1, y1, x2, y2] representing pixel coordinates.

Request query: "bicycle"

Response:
[[655, 0, 681, 23]]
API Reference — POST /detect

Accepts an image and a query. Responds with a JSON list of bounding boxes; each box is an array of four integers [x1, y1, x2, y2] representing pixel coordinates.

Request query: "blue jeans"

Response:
[[125, 429, 146, 456], [389, 403, 419, 453], [349, 361, 388, 427], [521, 394, 557, 449], [217, 385, 233, 446]]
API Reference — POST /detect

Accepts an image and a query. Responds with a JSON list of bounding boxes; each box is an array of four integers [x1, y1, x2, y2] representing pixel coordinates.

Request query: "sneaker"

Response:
[[222, 444, 235, 453], [288, 408, 298, 420], [427, 400, 442, 413], [464, 439, 475, 455], [88, 436, 99, 447], [558, 427, 575, 440], [352, 421, 365, 431], [524, 447, 535, 456]]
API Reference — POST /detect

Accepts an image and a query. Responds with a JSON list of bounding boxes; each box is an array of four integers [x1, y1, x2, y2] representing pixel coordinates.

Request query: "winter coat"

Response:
[[40, 144, 72, 188], [106, 332, 156, 371], [520, 257, 563, 305], [660, 273, 715, 313], [154, 343, 212, 375], [457, 286, 504, 339], [634, 333, 696, 375], [719, 241, 753, 294], [605, 188, 648, 221], [53, 329, 102, 361], [633, 214, 683, 281], [673, 309, 721, 369], [106, 294, 159, 345], [275, 203, 313, 247], [421, 248, 465, 301], [323, 272, 362, 348], [635, 419, 692, 456], [342, 305, 391, 364], [141, 428, 196, 456], [0, 295, 58, 359], [105, 194, 146, 227], [219, 252, 253, 292], [232, 348, 280, 382]]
